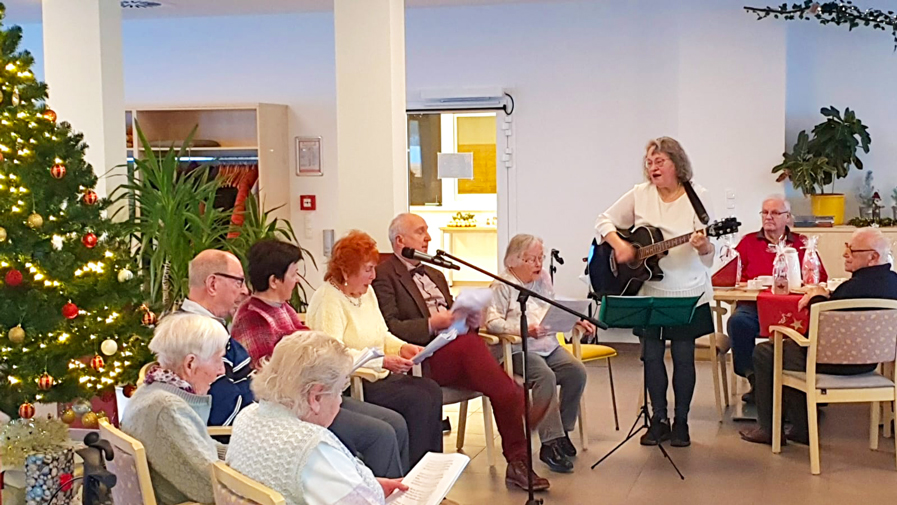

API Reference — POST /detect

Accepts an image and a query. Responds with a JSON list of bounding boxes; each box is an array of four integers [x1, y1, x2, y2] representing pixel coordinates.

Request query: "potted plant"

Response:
[[772, 106, 871, 225]]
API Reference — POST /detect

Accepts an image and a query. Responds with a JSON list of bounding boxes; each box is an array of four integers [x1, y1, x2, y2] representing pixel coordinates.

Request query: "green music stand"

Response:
[[592, 295, 701, 480]]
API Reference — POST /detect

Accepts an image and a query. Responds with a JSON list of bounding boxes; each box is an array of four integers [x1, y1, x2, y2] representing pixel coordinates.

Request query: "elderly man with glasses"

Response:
[[741, 227, 897, 445], [727, 196, 828, 403]]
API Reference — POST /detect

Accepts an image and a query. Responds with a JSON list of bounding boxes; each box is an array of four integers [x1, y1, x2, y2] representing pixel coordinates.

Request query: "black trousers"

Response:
[[331, 396, 409, 478], [363, 373, 443, 466], [753, 340, 876, 435]]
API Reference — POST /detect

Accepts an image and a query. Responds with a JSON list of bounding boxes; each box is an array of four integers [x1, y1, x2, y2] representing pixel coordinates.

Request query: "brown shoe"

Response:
[[739, 426, 783, 446], [505, 460, 550, 491]]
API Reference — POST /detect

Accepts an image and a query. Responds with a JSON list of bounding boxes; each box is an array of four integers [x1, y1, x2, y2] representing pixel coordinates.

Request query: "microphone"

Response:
[[401, 247, 461, 270], [551, 248, 565, 265]]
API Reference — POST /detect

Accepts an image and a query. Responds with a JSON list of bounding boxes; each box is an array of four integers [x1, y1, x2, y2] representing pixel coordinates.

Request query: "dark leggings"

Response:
[[641, 337, 696, 422]]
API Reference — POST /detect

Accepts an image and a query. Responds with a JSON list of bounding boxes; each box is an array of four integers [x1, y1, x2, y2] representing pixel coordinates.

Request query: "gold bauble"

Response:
[[8, 324, 25, 344], [81, 411, 99, 428], [26, 213, 43, 229], [60, 409, 76, 424], [0, 226, 6, 241]]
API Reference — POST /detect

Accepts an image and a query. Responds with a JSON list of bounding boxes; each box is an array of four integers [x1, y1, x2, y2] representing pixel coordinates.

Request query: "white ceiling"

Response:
[[2, 0, 564, 23]]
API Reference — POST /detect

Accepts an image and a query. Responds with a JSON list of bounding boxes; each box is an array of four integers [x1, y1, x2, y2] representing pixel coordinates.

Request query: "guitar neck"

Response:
[[636, 228, 703, 260]]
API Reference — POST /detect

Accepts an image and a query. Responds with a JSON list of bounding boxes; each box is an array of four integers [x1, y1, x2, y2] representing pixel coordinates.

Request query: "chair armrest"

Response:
[[497, 333, 522, 345], [769, 325, 810, 347], [352, 368, 384, 383], [477, 330, 501, 346], [207, 426, 232, 437]]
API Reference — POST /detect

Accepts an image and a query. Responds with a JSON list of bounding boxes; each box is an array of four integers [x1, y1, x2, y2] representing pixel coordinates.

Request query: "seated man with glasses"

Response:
[[727, 196, 828, 403], [740, 227, 897, 445]]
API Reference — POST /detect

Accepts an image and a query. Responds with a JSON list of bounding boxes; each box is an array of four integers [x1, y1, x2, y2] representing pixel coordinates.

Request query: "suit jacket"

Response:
[[373, 254, 454, 346]]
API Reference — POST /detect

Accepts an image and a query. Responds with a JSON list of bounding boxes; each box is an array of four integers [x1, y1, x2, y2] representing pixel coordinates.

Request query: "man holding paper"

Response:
[[374, 213, 551, 491]]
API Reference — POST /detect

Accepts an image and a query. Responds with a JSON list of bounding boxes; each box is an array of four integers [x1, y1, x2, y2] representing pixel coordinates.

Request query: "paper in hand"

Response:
[[412, 329, 458, 365], [447, 288, 493, 334], [539, 299, 592, 334], [351, 347, 385, 372]]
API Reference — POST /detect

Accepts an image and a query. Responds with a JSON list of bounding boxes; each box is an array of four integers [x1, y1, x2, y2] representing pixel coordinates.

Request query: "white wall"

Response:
[[785, 20, 897, 219], [16, 0, 792, 304]]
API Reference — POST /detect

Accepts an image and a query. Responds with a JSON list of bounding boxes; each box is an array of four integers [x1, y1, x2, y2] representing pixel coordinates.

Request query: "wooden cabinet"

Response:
[[792, 227, 897, 279]]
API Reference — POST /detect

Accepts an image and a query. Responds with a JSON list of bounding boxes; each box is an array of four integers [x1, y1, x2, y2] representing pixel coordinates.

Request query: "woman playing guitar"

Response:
[[594, 137, 716, 448]]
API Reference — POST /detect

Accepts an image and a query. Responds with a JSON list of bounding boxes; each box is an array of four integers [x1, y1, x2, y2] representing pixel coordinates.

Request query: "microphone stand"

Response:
[[434, 249, 606, 505]]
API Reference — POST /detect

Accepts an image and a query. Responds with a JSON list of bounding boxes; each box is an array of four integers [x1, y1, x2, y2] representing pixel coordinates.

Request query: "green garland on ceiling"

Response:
[[744, 1, 897, 48]]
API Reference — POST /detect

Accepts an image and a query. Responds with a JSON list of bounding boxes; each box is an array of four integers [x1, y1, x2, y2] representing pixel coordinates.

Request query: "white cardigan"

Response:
[[594, 182, 715, 306]]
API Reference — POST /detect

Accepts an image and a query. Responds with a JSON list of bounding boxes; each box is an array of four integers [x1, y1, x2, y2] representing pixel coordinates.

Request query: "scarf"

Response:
[[144, 364, 195, 394]]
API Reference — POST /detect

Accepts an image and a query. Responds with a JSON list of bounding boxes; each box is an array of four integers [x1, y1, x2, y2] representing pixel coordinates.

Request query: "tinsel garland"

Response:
[[744, 1, 897, 49], [0, 416, 69, 467]]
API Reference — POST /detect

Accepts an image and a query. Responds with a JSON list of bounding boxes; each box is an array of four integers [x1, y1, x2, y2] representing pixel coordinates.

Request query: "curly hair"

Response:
[[324, 230, 380, 285], [643, 136, 693, 183]]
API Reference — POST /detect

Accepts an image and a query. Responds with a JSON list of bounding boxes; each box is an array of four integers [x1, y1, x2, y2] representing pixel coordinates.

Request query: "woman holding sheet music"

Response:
[[306, 230, 443, 467], [594, 137, 715, 448]]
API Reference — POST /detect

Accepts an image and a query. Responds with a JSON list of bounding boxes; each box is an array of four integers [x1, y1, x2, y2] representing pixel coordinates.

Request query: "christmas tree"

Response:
[[0, 4, 152, 418]]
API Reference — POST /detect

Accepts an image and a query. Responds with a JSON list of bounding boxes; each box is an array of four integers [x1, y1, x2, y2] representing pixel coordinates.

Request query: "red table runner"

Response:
[[757, 290, 809, 337]]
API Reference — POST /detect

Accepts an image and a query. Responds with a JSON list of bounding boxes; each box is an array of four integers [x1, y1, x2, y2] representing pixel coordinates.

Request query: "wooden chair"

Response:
[[771, 298, 897, 474], [694, 305, 732, 422], [211, 462, 285, 505], [98, 418, 201, 505], [349, 331, 508, 468]]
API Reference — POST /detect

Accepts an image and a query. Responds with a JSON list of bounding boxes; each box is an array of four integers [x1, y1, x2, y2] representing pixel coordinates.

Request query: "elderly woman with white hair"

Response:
[[226, 331, 408, 505], [486, 234, 589, 474], [121, 313, 229, 505]]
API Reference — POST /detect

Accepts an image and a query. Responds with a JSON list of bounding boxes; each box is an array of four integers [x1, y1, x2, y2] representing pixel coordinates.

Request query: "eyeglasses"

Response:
[[844, 243, 875, 255], [645, 158, 668, 169], [213, 272, 245, 287], [522, 255, 546, 265], [760, 211, 790, 217]]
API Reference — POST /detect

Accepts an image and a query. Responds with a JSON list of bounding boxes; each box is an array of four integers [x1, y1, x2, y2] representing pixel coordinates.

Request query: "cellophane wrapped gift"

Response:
[[772, 240, 790, 295], [712, 235, 741, 286], [801, 235, 821, 286]]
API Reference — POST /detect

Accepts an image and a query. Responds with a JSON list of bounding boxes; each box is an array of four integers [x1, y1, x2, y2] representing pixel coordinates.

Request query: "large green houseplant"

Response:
[[772, 106, 871, 224]]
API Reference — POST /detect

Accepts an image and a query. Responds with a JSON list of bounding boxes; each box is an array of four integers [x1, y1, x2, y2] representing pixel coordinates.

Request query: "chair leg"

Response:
[[884, 401, 894, 439], [710, 349, 723, 423], [482, 398, 496, 467], [729, 356, 738, 403], [720, 354, 730, 408], [351, 377, 364, 401], [870, 401, 881, 451], [456, 400, 469, 451], [807, 390, 821, 475], [503, 341, 514, 378], [607, 358, 619, 431], [772, 376, 783, 454]]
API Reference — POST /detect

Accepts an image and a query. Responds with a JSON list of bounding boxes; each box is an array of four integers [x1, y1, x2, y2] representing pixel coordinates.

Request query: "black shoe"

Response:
[[539, 441, 574, 473], [742, 373, 756, 404], [557, 433, 577, 458], [442, 417, 451, 434], [639, 418, 671, 446], [670, 419, 690, 447]]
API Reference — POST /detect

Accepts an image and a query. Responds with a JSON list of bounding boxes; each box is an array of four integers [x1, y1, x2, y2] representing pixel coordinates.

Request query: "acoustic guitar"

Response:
[[586, 217, 741, 297]]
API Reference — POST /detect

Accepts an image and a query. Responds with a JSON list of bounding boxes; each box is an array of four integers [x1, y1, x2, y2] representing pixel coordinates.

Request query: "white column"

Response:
[[334, 0, 408, 246], [41, 0, 125, 198]]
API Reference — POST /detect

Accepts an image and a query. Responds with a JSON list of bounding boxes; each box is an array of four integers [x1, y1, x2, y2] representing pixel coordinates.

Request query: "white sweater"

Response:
[[306, 282, 407, 374], [594, 182, 715, 305]]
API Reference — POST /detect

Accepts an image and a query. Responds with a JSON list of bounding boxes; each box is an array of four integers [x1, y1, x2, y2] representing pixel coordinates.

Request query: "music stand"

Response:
[[590, 295, 700, 479]]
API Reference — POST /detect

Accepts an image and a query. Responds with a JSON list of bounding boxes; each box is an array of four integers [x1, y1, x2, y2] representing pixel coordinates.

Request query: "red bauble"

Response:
[[123, 384, 137, 398], [18, 402, 35, 419], [44, 109, 57, 122], [142, 309, 158, 326], [38, 372, 55, 391], [82, 233, 98, 249], [90, 354, 105, 371], [82, 190, 98, 205], [62, 302, 79, 319], [5, 269, 22, 286], [50, 164, 66, 179]]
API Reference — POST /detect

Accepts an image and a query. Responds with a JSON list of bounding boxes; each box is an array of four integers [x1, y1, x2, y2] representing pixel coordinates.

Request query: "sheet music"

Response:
[[539, 298, 591, 334], [446, 288, 493, 334], [385, 452, 469, 505], [411, 329, 458, 365], [351, 347, 385, 373]]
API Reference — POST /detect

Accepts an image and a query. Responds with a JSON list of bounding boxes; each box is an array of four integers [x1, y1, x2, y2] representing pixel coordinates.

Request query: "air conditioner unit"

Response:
[[410, 87, 507, 111]]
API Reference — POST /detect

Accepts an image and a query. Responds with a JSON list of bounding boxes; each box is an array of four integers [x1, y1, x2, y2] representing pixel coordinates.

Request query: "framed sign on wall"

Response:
[[296, 136, 323, 176]]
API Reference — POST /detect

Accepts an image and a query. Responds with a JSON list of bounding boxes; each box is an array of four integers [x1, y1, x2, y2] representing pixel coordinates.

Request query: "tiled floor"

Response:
[[442, 345, 897, 504]]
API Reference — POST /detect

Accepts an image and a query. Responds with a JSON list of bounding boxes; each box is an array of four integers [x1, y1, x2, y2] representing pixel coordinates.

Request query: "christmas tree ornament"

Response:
[[142, 308, 158, 326], [82, 190, 98, 205], [11, 88, 19, 106], [5, 268, 22, 286], [100, 338, 118, 356], [60, 408, 76, 424], [50, 163, 66, 179], [0, 226, 6, 241], [26, 212, 43, 228], [61, 302, 79, 319], [18, 402, 35, 419], [81, 232, 98, 248], [37, 372, 55, 390], [0, 151, 4, 162], [43, 109, 57, 122], [123, 384, 137, 398], [8, 324, 25, 343], [117, 268, 134, 283], [71, 399, 91, 416], [80, 411, 98, 428], [90, 354, 105, 371]]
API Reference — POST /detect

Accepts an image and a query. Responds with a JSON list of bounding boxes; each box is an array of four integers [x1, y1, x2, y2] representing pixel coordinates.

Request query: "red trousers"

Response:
[[426, 332, 527, 463]]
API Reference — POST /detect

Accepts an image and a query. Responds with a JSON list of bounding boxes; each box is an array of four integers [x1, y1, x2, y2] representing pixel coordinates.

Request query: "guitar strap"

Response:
[[683, 181, 709, 225]]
